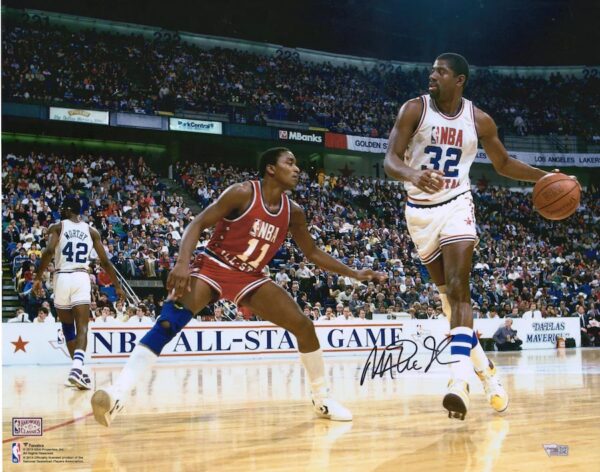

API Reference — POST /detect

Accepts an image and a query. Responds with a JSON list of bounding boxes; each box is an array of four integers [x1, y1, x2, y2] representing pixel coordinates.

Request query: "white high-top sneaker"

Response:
[[443, 379, 470, 420], [91, 388, 125, 427], [311, 389, 353, 422], [476, 361, 509, 413]]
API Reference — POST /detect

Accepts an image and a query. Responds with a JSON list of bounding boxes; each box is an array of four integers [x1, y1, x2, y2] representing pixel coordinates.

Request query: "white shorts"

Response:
[[405, 191, 478, 264], [53, 271, 91, 310]]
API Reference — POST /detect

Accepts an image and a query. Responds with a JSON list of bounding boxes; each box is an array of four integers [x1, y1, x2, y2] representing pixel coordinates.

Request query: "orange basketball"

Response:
[[532, 173, 580, 220]]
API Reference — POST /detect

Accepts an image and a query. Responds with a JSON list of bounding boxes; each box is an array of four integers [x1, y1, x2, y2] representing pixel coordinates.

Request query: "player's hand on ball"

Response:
[[167, 262, 192, 300], [411, 169, 445, 194], [353, 269, 388, 283]]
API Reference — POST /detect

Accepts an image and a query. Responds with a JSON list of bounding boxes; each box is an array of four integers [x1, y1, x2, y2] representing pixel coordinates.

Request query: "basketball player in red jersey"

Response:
[[92, 147, 386, 426], [384, 53, 566, 420]]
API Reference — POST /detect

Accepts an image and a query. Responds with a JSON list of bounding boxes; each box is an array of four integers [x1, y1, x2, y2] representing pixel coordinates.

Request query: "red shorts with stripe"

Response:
[[190, 254, 271, 305]]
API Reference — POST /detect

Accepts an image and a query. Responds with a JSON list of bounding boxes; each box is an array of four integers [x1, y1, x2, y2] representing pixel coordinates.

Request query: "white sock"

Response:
[[299, 348, 327, 396], [439, 286, 490, 372], [438, 285, 451, 320], [112, 345, 157, 398], [449, 327, 474, 382], [471, 334, 492, 373], [72, 349, 85, 370]]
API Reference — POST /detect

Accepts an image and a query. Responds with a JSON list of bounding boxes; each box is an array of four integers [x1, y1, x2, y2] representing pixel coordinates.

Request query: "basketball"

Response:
[[532, 172, 580, 220]]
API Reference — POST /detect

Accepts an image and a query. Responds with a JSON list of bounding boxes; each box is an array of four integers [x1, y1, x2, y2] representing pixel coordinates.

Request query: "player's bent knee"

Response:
[[140, 301, 193, 355], [157, 301, 193, 334], [62, 323, 76, 342]]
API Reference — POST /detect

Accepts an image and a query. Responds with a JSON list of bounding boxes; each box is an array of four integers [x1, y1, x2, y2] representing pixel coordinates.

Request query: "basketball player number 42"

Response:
[[238, 239, 270, 269], [421, 146, 462, 178], [62, 241, 89, 263]]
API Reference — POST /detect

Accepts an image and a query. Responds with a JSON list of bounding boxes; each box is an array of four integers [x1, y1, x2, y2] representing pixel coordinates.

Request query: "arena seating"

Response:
[[2, 23, 599, 140]]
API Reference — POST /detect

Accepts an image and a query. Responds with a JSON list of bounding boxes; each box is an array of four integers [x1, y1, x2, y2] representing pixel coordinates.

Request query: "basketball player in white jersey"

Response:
[[33, 197, 125, 389], [384, 53, 550, 420]]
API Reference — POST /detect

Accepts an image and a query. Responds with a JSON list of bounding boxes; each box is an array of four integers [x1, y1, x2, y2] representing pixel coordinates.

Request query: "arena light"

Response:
[[1, 132, 167, 154]]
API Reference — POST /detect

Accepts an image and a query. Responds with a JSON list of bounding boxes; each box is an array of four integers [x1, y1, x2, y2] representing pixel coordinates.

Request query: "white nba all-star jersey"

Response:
[[404, 94, 478, 205], [54, 220, 93, 272]]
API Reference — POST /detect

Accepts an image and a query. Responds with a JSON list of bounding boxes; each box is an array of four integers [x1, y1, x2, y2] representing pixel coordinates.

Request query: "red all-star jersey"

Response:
[[204, 180, 290, 274]]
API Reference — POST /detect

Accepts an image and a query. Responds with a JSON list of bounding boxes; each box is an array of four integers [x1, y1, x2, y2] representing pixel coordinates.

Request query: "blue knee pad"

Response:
[[62, 323, 76, 342], [140, 301, 193, 355]]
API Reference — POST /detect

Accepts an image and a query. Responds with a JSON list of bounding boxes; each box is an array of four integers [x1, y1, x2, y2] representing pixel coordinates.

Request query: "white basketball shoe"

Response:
[[476, 361, 509, 413], [443, 379, 470, 420], [311, 388, 353, 422], [91, 388, 124, 427]]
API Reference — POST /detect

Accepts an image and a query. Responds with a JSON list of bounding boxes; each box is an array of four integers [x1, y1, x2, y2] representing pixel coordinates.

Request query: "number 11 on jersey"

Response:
[[238, 238, 270, 269]]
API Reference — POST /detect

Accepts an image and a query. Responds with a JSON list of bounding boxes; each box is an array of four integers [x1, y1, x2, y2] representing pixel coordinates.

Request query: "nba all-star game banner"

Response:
[[3, 318, 580, 365], [475, 149, 600, 167], [49, 107, 109, 125]]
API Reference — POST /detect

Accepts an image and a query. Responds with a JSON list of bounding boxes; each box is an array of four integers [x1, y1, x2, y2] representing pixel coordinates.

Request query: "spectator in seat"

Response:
[[97, 268, 113, 288], [336, 306, 354, 321], [493, 319, 523, 351], [8, 307, 31, 323], [275, 266, 291, 287], [118, 306, 136, 323], [128, 305, 152, 323], [522, 302, 542, 320], [211, 306, 223, 322], [95, 307, 117, 323], [33, 306, 55, 323]]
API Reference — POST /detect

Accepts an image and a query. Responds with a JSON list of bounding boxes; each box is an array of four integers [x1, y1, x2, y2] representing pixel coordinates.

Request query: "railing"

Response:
[[114, 267, 141, 306], [215, 300, 238, 320]]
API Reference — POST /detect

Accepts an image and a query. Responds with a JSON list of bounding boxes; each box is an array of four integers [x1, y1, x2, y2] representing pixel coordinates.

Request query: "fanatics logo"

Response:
[[279, 130, 288, 139], [12, 418, 43, 436]]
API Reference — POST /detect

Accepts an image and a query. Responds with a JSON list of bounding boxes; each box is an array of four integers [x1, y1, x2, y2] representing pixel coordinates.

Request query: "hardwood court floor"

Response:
[[3, 349, 600, 471]]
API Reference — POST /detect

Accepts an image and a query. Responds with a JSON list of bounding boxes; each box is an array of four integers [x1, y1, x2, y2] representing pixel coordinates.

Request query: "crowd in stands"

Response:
[[3, 23, 599, 140], [2, 150, 195, 324], [3, 152, 599, 348]]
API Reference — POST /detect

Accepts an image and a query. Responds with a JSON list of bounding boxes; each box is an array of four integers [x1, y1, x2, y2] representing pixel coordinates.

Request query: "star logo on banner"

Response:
[[465, 217, 473, 226], [11, 336, 29, 353], [338, 164, 355, 177]]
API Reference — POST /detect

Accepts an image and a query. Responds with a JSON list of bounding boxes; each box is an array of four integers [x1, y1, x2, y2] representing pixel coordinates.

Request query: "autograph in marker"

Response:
[[359, 336, 457, 385]]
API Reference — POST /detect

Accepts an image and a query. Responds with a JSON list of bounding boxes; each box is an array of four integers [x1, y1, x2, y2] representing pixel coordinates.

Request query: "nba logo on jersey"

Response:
[[249, 218, 280, 243], [12, 442, 22, 463], [430, 126, 464, 147]]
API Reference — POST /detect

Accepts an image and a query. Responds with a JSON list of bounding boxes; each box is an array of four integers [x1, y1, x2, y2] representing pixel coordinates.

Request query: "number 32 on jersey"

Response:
[[421, 145, 462, 188]]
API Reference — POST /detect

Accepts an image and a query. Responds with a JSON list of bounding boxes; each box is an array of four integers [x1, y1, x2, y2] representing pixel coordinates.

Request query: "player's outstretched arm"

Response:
[[33, 223, 61, 296], [384, 98, 444, 193], [288, 202, 387, 283], [168, 182, 253, 298], [91, 227, 126, 300], [475, 107, 547, 183]]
